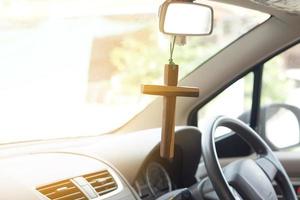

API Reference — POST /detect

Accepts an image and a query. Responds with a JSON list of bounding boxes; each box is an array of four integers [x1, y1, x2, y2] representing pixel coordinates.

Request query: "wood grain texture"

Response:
[[141, 85, 199, 97], [161, 64, 178, 159]]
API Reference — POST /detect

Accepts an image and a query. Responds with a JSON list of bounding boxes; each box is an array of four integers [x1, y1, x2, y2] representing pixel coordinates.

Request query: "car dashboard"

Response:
[[0, 126, 295, 200], [0, 152, 137, 200], [0, 127, 202, 200]]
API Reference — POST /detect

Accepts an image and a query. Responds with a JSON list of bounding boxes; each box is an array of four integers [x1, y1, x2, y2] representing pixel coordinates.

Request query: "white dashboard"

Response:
[[0, 127, 202, 200], [0, 152, 138, 200]]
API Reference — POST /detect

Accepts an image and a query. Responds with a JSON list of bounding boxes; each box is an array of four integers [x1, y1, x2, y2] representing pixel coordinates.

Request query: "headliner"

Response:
[[210, 0, 300, 28], [250, 0, 300, 14]]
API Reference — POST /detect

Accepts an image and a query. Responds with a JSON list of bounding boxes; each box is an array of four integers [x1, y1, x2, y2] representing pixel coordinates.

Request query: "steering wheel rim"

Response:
[[201, 116, 297, 200]]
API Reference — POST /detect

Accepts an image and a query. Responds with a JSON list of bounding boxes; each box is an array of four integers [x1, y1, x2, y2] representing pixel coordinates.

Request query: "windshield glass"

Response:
[[0, 0, 268, 143]]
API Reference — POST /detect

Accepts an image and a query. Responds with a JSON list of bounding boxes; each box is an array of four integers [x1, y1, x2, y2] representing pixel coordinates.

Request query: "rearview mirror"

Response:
[[159, 1, 213, 36]]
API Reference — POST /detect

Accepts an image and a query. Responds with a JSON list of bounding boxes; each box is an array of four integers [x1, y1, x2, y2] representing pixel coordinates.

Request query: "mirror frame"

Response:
[[159, 1, 214, 36]]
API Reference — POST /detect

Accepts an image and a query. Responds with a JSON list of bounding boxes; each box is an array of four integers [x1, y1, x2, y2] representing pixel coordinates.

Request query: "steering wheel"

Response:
[[201, 116, 297, 200]]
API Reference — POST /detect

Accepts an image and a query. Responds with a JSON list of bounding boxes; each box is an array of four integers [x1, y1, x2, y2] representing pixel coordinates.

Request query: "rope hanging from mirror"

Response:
[[169, 36, 177, 65]]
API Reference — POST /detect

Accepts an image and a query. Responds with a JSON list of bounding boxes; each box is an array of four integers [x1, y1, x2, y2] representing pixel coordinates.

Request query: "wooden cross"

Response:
[[141, 64, 199, 160]]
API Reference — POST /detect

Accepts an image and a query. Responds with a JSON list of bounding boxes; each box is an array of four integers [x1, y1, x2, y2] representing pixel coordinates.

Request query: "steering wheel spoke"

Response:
[[256, 156, 278, 181]]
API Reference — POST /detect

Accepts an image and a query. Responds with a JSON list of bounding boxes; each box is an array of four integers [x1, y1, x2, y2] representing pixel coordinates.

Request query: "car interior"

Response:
[[0, 0, 300, 199]]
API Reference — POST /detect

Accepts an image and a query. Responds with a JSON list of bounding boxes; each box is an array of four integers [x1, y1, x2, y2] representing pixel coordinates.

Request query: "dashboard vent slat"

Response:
[[37, 179, 87, 200], [84, 170, 118, 196]]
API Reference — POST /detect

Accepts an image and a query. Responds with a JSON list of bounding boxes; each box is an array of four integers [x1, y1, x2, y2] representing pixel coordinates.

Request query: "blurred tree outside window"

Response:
[[0, 0, 268, 143], [86, 0, 268, 133]]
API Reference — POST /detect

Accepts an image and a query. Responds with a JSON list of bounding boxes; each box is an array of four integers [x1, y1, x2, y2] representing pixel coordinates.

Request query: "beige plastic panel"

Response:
[[250, 0, 300, 14], [0, 153, 112, 200]]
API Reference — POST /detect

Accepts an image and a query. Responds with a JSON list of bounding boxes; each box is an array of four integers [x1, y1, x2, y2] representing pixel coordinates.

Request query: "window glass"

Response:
[[198, 73, 254, 137], [260, 44, 300, 149], [0, 0, 268, 143]]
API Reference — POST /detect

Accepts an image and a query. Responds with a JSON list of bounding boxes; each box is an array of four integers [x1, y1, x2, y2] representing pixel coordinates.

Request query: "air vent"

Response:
[[37, 179, 87, 200], [84, 170, 118, 196]]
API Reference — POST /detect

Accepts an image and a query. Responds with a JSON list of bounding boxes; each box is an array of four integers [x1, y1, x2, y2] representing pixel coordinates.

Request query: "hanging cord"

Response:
[[169, 35, 177, 65]]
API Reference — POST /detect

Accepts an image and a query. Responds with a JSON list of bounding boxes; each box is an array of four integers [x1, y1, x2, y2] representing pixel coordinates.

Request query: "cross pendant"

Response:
[[141, 64, 199, 160]]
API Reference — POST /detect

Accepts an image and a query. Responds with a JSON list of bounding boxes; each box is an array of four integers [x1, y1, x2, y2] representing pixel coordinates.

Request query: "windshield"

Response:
[[0, 0, 268, 143]]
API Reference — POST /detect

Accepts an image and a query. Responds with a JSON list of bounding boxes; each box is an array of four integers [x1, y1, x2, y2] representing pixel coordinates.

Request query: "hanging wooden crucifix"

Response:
[[141, 36, 200, 160]]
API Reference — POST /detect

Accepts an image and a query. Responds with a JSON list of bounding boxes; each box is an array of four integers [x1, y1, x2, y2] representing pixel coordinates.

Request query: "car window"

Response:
[[197, 73, 254, 137], [259, 44, 300, 149], [0, 0, 268, 143]]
